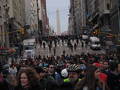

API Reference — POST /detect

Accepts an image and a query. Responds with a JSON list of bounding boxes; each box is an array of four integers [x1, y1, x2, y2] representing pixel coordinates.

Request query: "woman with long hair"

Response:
[[75, 65, 109, 90], [15, 67, 42, 90]]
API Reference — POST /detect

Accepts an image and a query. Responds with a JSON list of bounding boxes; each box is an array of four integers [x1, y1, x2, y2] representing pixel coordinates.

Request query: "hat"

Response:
[[61, 68, 68, 78], [93, 63, 103, 68], [67, 64, 80, 72], [80, 64, 86, 70]]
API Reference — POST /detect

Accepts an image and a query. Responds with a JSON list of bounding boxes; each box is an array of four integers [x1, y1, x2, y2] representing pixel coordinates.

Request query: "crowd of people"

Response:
[[0, 53, 120, 90]]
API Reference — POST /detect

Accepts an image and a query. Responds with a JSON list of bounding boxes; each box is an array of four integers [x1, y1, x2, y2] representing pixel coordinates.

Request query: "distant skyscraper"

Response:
[[56, 9, 61, 35]]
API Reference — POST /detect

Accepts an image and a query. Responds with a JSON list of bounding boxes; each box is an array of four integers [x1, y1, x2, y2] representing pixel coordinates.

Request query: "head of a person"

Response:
[[85, 65, 98, 81], [35, 66, 46, 80], [48, 64, 55, 75], [109, 62, 118, 72], [67, 64, 80, 82], [17, 67, 39, 88], [103, 61, 109, 70]]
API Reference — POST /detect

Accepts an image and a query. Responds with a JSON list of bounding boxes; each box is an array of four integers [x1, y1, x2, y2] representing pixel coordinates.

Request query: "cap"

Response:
[[80, 64, 86, 70], [93, 63, 103, 68], [61, 68, 68, 78]]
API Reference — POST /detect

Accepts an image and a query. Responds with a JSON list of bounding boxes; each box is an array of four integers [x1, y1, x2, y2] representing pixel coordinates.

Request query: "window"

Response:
[[107, 4, 110, 10]]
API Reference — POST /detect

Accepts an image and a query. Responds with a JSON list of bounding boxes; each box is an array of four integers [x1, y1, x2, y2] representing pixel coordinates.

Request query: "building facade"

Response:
[[110, 0, 120, 43], [24, 0, 38, 37], [68, 0, 87, 35], [24, 0, 49, 37], [39, 0, 50, 36], [77, 0, 86, 34], [0, 0, 9, 48], [8, 0, 26, 48], [68, 0, 76, 35], [86, 0, 112, 37]]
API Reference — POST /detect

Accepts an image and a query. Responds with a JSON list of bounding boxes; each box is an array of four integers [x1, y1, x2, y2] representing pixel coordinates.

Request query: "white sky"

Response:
[[46, 0, 70, 33]]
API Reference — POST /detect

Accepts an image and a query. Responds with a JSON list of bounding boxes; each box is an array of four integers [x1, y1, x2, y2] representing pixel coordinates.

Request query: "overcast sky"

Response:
[[46, 0, 69, 33]]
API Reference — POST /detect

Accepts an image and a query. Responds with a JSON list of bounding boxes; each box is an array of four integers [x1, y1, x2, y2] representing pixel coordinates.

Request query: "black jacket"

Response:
[[0, 79, 9, 90], [15, 84, 42, 90], [60, 82, 75, 90], [107, 72, 120, 90]]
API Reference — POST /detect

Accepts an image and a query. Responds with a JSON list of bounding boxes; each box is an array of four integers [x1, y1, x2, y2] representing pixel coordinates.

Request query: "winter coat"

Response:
[[107, 72, 120, 90], [0, 79, 11, 90], [15, 84, 42, 90]]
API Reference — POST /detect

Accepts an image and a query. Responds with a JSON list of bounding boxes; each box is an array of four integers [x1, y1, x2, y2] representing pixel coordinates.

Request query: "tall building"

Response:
[[24, 0, 38, 37], [110, 0, 120, 42], [75, 0, 86, 34], [24, 0, 50, 37], [56, 9, 61, 35], [0, 0, 9, 48], [8, 0, 26, 48], [39, 0, 50, 36], [68, 0, 87, 35], [86, 0, 111, 36], [86, 0, 99, 33], [68, 0, 75, 35]]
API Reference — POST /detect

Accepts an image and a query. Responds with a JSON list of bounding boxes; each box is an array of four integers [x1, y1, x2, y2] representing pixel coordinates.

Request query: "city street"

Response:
[[0, 0, 120, 90], [36, 39, 106, 57]]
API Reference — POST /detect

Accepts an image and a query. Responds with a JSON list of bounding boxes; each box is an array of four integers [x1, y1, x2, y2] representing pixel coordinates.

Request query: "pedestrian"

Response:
[[35, 66, 48, 90], [81, 41, 84, 48], [107, 62, 120, 90], [15, 67, 42, 90], [53, 47, 56, 56], [75, 65, 109, 90], [43, 42, 46, 49], [74, 43, 77, 51], [0, 64, 10, 90], [60, 64, 81, 90], [45, 64, 60, 90], [9, 64, 17, 76]]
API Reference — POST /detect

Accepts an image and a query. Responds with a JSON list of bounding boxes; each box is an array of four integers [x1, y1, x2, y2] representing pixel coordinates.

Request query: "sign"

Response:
[[0, 48, 9, 55]]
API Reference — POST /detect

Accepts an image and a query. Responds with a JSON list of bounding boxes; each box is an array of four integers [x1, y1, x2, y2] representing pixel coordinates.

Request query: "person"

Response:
[[6, 74, 17, 90], [75, 65, 109, 90], [9, 64, 17, 76], [0, 64, 10, 90], [43, 42, 46, 49], [74, 43, 77, 51], [15, 67, 42, 90], [60, 64, 81, 90], [46, 64, 60, 90], [53, 47, 56, 56], [107, 62, 120, 90]]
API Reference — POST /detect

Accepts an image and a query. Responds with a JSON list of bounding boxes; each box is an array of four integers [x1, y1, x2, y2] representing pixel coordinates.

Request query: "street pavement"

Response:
[[35, 40, 106, 57]]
